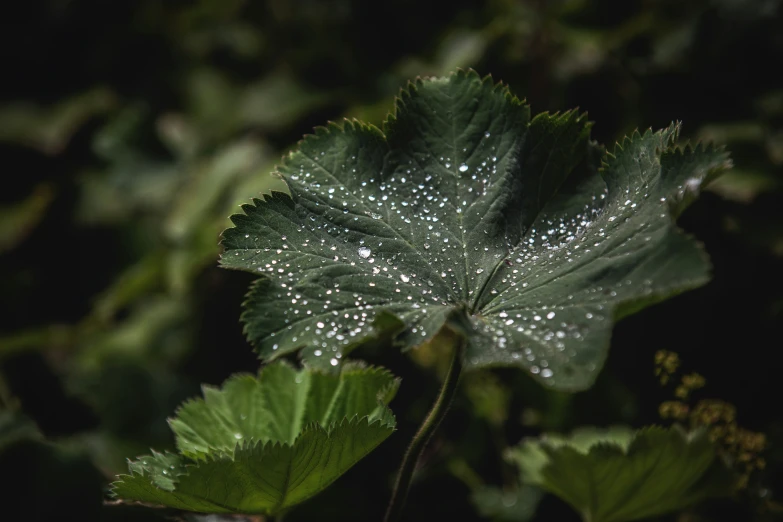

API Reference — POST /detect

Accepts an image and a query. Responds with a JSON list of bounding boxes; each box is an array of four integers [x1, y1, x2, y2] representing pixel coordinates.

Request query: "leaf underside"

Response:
[[221, 69, 730, 390], [506, 426, 734, 522], [112, 361, 398, 515]]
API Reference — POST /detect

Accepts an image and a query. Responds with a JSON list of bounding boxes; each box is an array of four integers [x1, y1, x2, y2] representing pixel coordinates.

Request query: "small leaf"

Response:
[[0, 184, 54, 253], [505, 425, 734, 522], [0, 88, 115, 154], [0, 410, 41, 450], [221, 70, 731, 390], [112, 361, 398, 515], [471, 485, 542, 521]]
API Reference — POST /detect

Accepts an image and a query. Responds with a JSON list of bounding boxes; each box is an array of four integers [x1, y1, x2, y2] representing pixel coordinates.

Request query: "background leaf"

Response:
[[471, 485, 543, 522], [506, 425, 735, 522]]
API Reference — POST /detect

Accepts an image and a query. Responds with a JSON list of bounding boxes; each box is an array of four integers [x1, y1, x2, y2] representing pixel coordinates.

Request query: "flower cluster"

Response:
[[654, 350, 766, 490], [654, 350, 680, 385]]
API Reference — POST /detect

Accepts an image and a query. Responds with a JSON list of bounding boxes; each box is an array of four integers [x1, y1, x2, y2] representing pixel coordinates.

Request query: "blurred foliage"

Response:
[[506, 426, 735, 522], [0, 0, 781, 520]]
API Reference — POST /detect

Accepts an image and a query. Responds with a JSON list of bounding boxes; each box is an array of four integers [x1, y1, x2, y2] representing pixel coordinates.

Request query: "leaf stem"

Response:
[[383, 329, 465, 522]]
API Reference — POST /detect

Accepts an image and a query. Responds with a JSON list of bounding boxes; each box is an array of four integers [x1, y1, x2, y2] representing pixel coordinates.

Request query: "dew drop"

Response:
[[358, 246, 371, 259], [685, 178, 701, 191]]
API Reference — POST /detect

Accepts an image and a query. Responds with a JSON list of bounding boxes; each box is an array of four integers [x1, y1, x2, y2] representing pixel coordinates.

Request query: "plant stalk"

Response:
[[383, 330, 465, 522]]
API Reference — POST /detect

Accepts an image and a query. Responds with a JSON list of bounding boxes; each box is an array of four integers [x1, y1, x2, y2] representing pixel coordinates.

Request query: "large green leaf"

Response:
[[112, 361, 398, 515], [221, 69, 730, 390], [505, 426, 734, 522]]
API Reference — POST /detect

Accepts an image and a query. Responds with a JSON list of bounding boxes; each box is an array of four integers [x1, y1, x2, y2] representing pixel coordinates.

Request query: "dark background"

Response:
[[0, 1, 781, 521]]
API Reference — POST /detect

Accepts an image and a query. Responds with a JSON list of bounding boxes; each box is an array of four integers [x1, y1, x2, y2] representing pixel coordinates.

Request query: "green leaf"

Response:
[[0, 410, 42, 450], [0, 413, 106, 520], [505, 425, 734, 522], [471, 485, 542, 521], [0, 88, 115, 154], [0, 184, 54, 253], [112, 361, 398, 515], [221, 69, 730, 390]]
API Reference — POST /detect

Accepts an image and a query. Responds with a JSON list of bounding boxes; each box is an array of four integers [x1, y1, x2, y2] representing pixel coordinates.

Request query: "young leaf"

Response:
[[221, 69, 730, 390], [505, 426, 734, 522], [112, 361, 398, 515]]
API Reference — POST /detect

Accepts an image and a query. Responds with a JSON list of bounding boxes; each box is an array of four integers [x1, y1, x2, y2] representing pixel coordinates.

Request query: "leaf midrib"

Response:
[[471, 117, 579, 315]]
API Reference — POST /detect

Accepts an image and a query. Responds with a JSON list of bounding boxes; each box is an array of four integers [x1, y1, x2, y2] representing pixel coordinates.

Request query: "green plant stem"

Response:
[[383, 331, 465, 522]]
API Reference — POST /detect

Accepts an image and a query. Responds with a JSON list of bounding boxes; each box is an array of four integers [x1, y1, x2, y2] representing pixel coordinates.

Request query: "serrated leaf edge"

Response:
[[220, 72, 731, 390], [167, 360, 398, 456], [111, 414, 395, 501]]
